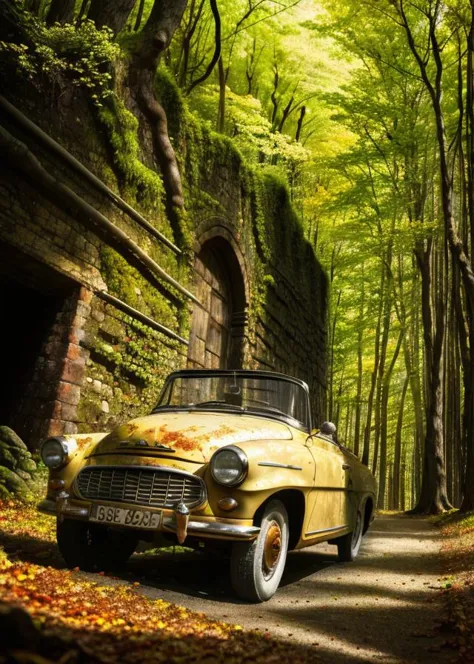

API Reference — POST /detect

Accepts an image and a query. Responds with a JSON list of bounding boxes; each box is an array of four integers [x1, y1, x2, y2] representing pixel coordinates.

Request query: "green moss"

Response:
[[155, 68, 186, 140], [99, 245, 186, 331], [97, 98, 168, 219]]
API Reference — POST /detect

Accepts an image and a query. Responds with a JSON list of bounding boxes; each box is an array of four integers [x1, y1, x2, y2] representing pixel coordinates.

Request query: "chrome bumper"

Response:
[[37, 499, 59, 516], [37, 498, 260, 541], [162, 516, 260, 539]]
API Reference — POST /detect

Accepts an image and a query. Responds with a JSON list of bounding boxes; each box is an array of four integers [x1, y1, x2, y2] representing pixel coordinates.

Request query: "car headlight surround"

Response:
[[40, 436, 77, 469], [210, 445, 248, 487]]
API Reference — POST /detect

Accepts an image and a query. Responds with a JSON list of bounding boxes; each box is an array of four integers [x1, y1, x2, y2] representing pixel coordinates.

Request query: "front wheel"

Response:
[[336, 509, 363, 562], [230, 499, 289, 602], [57, 519, 138, 571]]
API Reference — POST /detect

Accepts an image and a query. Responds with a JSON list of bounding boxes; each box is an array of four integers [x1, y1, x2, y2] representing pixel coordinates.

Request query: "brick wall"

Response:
[[0, 89, 327, 448]]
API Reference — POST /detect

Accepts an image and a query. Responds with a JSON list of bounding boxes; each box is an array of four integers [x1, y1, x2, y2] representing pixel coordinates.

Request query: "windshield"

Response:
[[154, 373, 310, 429]]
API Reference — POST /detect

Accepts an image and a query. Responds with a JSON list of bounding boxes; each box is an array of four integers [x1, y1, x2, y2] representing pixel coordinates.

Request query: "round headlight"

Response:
[[40, 436, 77, 469], [210, 446, 248, 487]]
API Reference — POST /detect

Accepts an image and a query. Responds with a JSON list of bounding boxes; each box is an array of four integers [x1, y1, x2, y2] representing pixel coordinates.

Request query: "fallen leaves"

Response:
[[0, 500, 320, 663], [437, 510, 474, 662]]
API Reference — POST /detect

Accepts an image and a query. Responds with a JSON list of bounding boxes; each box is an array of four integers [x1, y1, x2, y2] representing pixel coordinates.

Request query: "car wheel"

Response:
[[337, 508, 363, 562], [230, 499, 289, 602], [57, 519, 138, 571]]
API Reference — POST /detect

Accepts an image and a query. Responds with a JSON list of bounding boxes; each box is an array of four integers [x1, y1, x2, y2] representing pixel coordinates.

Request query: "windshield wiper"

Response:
[[151, 404, 192, 412], [194, 400, 244, 410]]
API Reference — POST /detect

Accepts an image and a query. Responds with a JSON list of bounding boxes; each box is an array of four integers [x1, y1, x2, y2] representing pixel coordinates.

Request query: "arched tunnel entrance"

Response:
[[187, 236, 247, 369], [0, 244, 77, 446]]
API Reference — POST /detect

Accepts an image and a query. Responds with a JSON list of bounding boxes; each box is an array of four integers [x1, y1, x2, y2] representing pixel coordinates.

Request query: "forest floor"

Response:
[[0, 503, 466, 663], [435, 510, 474, 662]]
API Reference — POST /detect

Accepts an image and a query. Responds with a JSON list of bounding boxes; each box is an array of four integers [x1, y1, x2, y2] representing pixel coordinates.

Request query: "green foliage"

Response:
[[189, 85, 309, 172], [0, 15, 119, 104]]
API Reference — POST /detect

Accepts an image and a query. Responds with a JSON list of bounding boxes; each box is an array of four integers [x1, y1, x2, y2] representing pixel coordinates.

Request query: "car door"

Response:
[[304, 433, 349, 538]]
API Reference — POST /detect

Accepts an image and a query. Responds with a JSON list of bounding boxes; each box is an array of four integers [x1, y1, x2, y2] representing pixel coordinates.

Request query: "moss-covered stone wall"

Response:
[[0, 73, 326, 447]]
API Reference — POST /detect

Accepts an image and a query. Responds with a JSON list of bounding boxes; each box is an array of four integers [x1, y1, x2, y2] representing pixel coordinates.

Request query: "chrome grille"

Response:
[[76, 466, 205, 509]]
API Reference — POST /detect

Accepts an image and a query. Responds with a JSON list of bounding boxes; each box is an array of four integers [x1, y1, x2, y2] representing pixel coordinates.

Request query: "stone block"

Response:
[[69, 328, 85, 345], [62, 358, 86, 385], [47, 419, 65, 437], [67, 343, 88, 362], [79, 287, 93, 304], [91, 308, 105, 323], [64, 421, 78, 434], [56, 381, 81, 406], [61, 402, 78, 421]]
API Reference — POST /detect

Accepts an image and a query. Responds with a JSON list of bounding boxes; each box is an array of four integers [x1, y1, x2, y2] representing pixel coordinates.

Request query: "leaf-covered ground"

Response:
[[436, 511, 474, 663], [0, 500, 323, 663]]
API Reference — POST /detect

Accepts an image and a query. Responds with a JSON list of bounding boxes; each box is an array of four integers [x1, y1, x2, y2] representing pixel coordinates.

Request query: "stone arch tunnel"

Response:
[[0, 94, 327, 448]]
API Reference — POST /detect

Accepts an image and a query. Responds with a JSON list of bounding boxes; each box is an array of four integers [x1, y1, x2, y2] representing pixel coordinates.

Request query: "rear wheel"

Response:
[[230, 499, 289, 602], [57, 519, 138, 571], [336, 509, 363, 562]]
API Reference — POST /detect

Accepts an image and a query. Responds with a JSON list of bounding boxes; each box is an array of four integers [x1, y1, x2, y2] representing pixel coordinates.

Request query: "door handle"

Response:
[[342, 464, 351, 471]]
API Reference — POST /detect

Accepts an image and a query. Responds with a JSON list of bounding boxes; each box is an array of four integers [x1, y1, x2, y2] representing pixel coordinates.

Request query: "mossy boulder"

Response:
[[0, 426, 37, 501]]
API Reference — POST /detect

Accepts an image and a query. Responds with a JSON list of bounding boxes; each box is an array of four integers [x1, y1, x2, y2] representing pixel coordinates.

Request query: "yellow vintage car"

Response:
[[38, 369, 376, 602]]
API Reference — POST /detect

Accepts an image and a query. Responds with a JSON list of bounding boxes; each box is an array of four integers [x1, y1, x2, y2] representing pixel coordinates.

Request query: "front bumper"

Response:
[[37, 497, 260, 541]]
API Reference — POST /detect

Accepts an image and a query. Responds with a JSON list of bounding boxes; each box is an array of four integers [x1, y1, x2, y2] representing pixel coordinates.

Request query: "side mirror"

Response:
[[320, 421, 337, 437]]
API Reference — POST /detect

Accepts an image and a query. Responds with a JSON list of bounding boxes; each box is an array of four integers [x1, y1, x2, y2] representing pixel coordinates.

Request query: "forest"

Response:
[[2, 0, 474, 518]]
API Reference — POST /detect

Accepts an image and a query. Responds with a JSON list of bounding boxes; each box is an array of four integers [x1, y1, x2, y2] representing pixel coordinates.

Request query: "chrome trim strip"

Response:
[[305, 524, 349, 537], [258, 461, 302, 470], [163, 517, 260, 539], [37, 499, 57, 516]]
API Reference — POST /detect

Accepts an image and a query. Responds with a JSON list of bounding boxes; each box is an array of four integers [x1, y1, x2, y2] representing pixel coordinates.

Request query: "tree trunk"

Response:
[[129, 0, 188, 227], [217, 55, 225, 133], [460, 4, 474, 511], [295, 105, 306, 142], [353, 282, 364, 457], [27, 0, 42, 16], [46, 0, 75, 25], [328, 290, 341, 422], [410, 241, 451, 513], [362, 259, 385, 467], [134, 0, 146, 30], [77, 0, 90, 23], [378, 328, 403, 509], [373, 247, 393, 477], [401, 442, 407, 511], [87, 0, 136, 35], [394, 374, 409, 510]]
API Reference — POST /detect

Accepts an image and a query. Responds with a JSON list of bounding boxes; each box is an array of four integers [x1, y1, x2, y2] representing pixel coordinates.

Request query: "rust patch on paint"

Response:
[[76, 437, 93, 449], [157, 425, 202, 453], [213, 425, 236, 437]]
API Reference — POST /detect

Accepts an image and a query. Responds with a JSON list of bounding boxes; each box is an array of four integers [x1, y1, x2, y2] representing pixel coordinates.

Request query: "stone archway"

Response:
[[187, 234, 248, 370]]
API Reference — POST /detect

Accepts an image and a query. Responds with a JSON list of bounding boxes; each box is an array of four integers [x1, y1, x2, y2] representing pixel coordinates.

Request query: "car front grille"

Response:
[[76, 466, 206, 509]]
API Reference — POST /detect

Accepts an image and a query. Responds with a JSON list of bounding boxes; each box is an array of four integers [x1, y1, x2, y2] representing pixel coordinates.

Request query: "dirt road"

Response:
[[120, 515, 453, 663]]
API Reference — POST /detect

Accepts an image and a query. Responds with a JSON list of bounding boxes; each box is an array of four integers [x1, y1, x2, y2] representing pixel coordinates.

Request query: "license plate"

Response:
[[90, 504, 161, 529]]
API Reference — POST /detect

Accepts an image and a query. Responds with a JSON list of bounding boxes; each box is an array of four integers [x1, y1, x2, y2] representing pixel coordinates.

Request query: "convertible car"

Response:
[[38, 369, 376, 602]]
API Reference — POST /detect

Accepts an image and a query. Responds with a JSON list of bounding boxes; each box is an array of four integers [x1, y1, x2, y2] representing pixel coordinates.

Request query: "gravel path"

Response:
[[123, 515, 453, 663]]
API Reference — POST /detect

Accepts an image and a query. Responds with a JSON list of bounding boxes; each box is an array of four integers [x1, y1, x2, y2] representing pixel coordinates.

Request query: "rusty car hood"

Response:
[[89, 411, 293, 463]]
